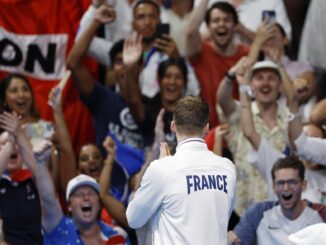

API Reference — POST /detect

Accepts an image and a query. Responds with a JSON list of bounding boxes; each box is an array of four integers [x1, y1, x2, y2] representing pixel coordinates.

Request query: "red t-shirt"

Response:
[[204, 126, 216, 151], [191, 41, 249, 128]]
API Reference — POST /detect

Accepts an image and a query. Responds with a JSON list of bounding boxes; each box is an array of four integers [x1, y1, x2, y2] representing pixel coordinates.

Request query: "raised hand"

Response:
[[33, 139, 52, 164], [154, 34, 179, 57], [102, 136, 116, 158], [48, 70, 70, 109], [230, 56, 253, 85], [266, 43, 283, 64], [48, 87, 62, 111], [159, 142, 171, 159], [215, 124, 229, 138], [255, 20, 278, 45], [213, 124, 229, 156], [92, 0, 105, 7], [94, 4, 116, 24], [154, 108, 165, 144], [227, 231, 241, 245], [292, 78, 309, 101], [0, 131, 15, 145], [123, 32, 143, 67], [0, 111, 22, 137]]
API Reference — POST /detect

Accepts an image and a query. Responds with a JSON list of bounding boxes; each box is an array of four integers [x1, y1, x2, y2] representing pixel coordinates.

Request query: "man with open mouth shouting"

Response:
[[228, 156, 326, 245], [34, 141, 129, 245]]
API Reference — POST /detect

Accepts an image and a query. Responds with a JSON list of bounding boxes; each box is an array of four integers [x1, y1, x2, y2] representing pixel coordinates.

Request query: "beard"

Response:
[[142, 34, 156, 43]]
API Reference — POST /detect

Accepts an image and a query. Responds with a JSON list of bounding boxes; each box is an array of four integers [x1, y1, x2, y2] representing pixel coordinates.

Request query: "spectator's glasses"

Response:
[[274, 179, 301, 189]]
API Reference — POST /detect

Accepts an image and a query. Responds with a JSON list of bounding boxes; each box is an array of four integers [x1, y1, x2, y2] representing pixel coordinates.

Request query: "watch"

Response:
[[239, 84, 254, 98], [287, 111, 300, 122]]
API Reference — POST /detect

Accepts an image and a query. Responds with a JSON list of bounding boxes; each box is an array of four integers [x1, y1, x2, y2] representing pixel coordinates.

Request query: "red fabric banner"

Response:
[[0, 0, 95, 153]]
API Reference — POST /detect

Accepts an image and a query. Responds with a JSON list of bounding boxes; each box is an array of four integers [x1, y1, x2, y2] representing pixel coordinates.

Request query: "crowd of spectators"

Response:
[[1, 0, 326, 244]]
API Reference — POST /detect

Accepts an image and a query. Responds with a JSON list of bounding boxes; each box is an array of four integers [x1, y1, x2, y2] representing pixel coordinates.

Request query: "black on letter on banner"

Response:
[[0, 38, 22, 66], [25, 43, 56, 74]]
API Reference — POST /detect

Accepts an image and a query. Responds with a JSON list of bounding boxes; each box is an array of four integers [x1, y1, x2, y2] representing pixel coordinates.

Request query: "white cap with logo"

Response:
[[66, 174, 100, 201]]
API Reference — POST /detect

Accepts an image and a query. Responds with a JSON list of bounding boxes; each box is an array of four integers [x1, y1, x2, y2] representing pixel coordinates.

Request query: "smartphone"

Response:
[[163, 110, 173, 134], [262, 10, 276, 23], [154, 23, 170, 39]]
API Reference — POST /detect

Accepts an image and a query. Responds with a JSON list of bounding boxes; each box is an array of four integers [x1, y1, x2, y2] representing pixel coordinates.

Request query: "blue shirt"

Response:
[[81, 82, 144, 155], [81, 83, 145, 202], [43, 217, 129, 245]]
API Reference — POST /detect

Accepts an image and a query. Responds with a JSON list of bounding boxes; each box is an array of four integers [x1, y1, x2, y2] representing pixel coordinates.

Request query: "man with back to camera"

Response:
[[126, 96, 237, 244]]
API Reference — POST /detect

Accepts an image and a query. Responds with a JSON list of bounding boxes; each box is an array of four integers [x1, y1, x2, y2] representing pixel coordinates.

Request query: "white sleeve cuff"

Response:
[[294, 131, 307, 151], [79, 5, 96, 31]]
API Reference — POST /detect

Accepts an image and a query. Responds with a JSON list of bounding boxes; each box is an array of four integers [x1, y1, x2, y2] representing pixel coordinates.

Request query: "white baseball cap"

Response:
[[66, 174, 100, 201], [250, 60, 280, 79]]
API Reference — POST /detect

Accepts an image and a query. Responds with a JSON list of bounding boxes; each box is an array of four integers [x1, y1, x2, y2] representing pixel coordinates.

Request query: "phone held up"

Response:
[[262, 10, 276, 24], [154, 23, 170, 40]]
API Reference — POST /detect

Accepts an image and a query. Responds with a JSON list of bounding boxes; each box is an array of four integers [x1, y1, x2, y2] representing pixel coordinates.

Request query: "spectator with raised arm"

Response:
[[133, 0, 200, 98], [0, 73, 54, 148], [193, 0, 292, 43], [262, 23, 317, 124], [185, 1, 277, 128], [186, 0, 249, 128], [34, 140, 129, 244], [309, 98, 326, 127], [99, 137, 129, 229], [78, 0, 200, 98], [238, 59, 326, 204], [77, 0, 132, 66], [217, 54, 290, 215], [288, 69, 326, 165], [70, 22, 148, 198], [0, 112, 42, 244], [122, 33, 188, 151], [67, 4, 145, 156], [75, 137, 133, 240], [163, 0, 193, 56], [48, 75, 76, 192], [100, 126, 180, 244]]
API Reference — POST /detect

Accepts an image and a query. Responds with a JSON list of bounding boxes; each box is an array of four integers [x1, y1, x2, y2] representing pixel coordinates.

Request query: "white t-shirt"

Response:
[[234, 201, 325, 245], [127, 138, 236, 245], [77, 1, 132, 66], [295, 132, 326, 166], [257, 205, 324, 245]]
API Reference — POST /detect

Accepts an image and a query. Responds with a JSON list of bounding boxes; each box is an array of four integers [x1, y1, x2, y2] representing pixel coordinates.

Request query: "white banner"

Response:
[[0, 27, 68, 80]]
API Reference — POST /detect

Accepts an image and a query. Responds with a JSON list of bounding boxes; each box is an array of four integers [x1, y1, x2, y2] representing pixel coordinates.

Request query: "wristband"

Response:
[[239, 84, 255, 98], [225, 71, 236, 81]]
